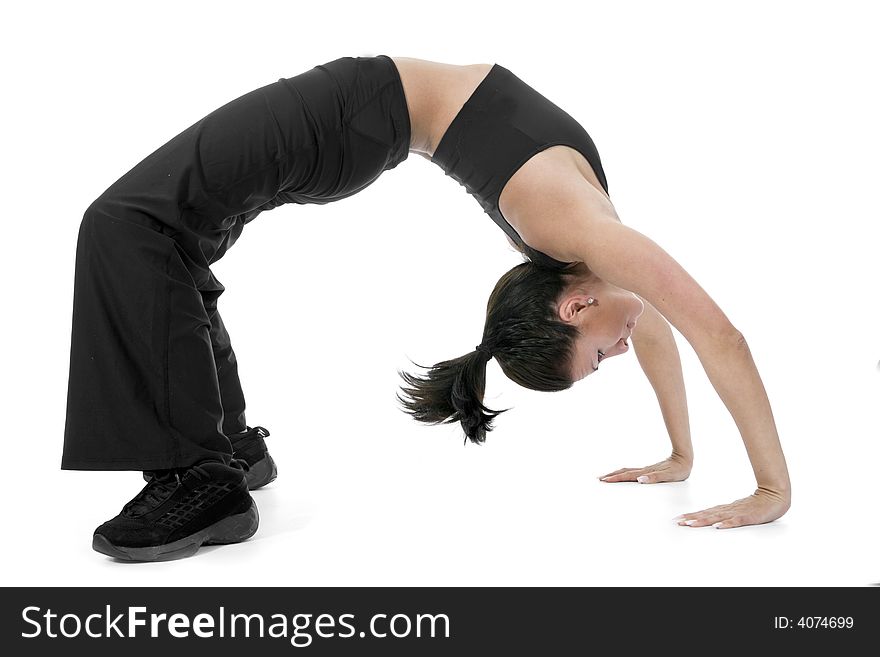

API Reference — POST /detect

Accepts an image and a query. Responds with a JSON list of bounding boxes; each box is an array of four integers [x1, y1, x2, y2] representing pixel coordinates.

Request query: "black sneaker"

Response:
[[93, 460, 259, 562], [230, 426, 277, 490]]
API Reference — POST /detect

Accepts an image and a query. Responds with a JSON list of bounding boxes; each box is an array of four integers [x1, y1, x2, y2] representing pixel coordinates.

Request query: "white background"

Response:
[[1, 0, 877, 586]]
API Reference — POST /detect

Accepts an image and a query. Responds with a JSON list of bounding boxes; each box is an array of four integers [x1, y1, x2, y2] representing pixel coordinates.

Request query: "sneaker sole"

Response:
[[246, 453, 278, 490], [92, 501, 260, 562]]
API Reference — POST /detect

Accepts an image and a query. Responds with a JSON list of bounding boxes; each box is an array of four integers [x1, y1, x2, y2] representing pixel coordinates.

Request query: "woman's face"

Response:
[[557, 276, 645, 381]]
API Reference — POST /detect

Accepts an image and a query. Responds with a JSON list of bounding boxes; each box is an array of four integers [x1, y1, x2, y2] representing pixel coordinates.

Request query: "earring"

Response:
[[587, 297, 597, 306]]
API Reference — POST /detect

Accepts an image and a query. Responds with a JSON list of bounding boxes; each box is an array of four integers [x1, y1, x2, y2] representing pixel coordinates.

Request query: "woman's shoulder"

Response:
[[499, 146, 619, 260]]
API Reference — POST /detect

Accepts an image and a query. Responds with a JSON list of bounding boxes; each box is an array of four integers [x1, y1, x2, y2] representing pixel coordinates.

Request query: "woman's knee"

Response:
[[77, 196, 176, 272]]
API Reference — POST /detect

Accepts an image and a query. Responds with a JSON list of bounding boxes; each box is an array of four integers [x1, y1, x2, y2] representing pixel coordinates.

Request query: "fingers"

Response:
[[634, 472, 666, 484], [712, 517, 749, 529], [599, 459, 684, 484], [676, 515, 725, 528], [600, 468, 647, 482], [599, 470, 670, 484], [673, 508, 752, 529]]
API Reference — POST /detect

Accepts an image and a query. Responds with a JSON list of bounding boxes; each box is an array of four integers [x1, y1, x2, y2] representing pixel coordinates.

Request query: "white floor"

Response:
[[7, 347, 878, 587]]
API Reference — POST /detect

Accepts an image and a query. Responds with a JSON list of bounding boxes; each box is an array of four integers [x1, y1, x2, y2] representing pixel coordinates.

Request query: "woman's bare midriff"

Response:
[[388, 56, 614, 261]]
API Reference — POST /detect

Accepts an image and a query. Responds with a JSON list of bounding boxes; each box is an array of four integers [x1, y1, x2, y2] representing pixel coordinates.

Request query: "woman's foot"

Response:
[[229, 426, 278, 490], [93, 460, 258, 562]]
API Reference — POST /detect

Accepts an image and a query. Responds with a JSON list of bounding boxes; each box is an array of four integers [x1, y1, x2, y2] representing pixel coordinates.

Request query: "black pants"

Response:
[[62, 55, 410, 470]]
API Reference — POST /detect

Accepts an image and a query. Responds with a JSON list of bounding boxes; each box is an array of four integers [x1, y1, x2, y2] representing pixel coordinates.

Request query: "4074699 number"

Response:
[[774, 617, 854, 629]]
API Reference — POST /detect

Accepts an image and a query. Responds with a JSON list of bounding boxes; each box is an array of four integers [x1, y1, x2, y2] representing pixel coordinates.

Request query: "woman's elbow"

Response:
[[689, 320, 745, 353], [716, 323, 748, 352]]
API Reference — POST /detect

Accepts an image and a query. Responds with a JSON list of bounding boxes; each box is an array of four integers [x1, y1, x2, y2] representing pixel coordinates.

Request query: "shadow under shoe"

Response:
[[94, 460, 259, 562], [229, 426, 277, 490]]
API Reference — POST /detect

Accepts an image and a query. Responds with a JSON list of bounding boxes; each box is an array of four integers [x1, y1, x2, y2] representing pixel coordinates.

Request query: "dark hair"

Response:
[[396, 261, 582, 445]]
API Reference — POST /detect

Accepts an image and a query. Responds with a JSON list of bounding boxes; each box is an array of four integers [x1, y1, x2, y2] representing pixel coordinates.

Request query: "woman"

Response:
[[64, 54, 790, 562]]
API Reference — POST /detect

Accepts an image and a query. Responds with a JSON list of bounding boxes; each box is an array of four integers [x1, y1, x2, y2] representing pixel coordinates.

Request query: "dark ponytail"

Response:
[[396, 343, 507, 446], [397, 261, 582, 444]]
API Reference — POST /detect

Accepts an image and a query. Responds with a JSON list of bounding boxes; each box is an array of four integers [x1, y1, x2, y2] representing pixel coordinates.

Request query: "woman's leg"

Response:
[[62, 200, 264, 561], [201, 276, 248, 438], [66, 54, 409, 559], [61, 201, 234, 470]]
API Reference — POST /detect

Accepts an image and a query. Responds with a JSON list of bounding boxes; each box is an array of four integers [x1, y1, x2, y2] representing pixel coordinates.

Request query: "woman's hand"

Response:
[[599, 453, 692, 484], [674, 487, 791, 529]]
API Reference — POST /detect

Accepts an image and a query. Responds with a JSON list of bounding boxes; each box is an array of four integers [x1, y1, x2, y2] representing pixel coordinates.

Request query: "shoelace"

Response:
[[124, 472, 179, 516], [125, 464, 214, 516]]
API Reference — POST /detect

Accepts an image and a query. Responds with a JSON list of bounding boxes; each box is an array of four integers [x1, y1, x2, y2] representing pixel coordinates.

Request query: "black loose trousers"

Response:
[[62, 55, 411, 470]]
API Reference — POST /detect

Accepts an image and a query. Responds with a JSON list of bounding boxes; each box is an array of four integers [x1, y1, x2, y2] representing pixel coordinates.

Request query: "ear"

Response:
[[557, 293, 593, 324]]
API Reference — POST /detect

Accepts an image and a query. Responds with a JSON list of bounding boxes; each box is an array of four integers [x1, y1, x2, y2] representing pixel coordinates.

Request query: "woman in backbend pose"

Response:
[[63, 54, 790, 561]]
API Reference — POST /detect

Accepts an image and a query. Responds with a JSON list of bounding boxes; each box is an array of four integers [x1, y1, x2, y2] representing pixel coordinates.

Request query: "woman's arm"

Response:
[[520, 185, 791, 528], [599, 298, 694, 483], [632, 298, 693, 464]]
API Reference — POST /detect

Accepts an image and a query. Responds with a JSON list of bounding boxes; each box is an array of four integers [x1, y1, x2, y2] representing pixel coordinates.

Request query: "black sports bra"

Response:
[[431, 63, 610, 270]]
